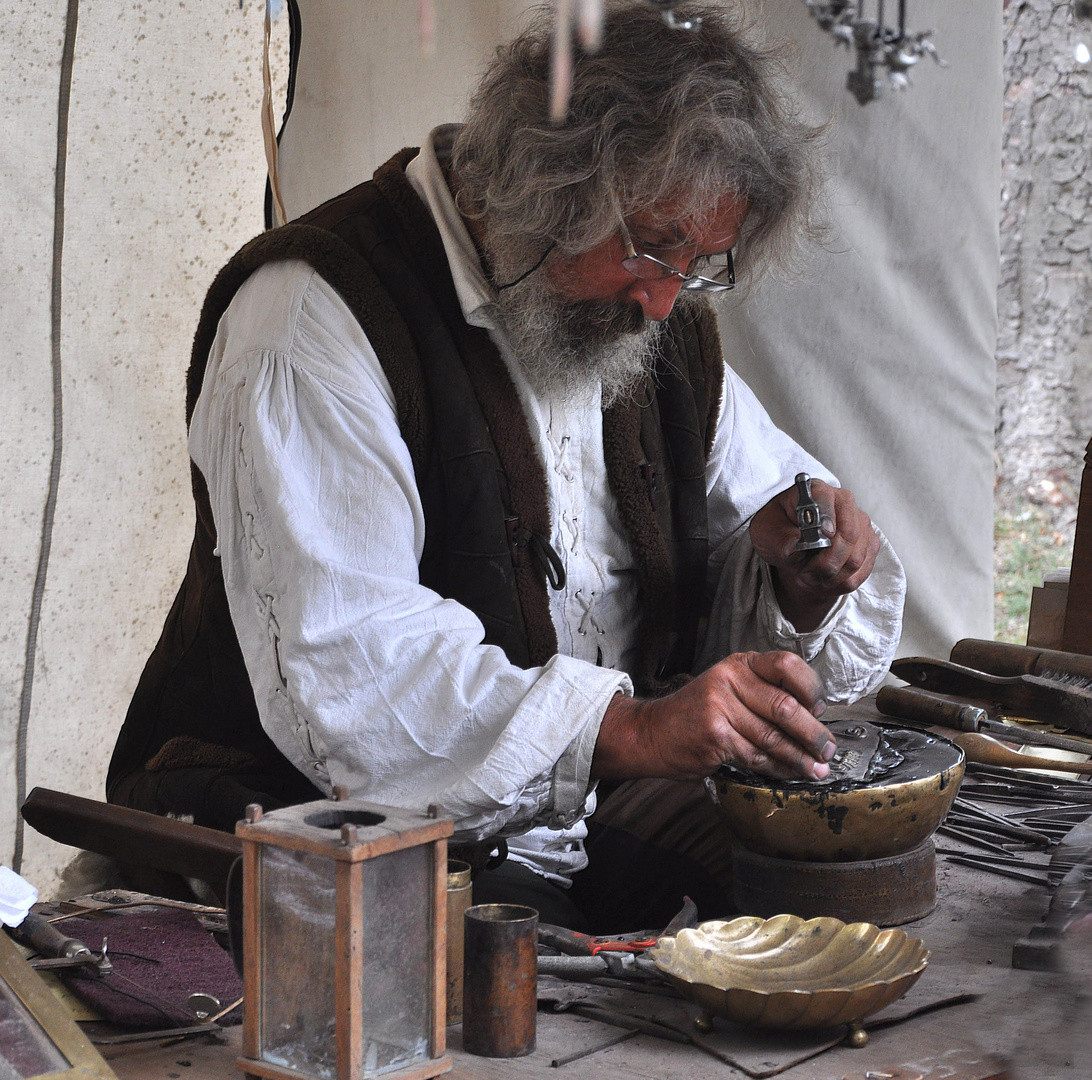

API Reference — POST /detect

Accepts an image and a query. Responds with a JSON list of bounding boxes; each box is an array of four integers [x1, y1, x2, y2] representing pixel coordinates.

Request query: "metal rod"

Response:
[[935, 848, 1058, 872], [945, 811, 1044, 841], [943, 856, 1053, 887], [564, 1004, 689, 1045], [948, 804, 1055, 846], [1005, 803, 1092, 818], [965, 765, 1077, 789], [551, 1028, 637, 1067], [937, 825, 1018, 856], [90, 1024, 222, 1046]]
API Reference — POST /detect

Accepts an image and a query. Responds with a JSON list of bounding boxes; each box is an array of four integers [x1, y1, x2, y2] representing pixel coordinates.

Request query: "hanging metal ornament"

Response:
[[801, 0, 944, 105], [644, 0, 703, 32]]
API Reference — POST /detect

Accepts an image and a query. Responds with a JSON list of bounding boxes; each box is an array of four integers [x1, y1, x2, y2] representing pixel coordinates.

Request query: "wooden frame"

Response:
[[1062, 437, 1092, 654], [236, 797, 453, 1080], [0, 930, 118, 1080]]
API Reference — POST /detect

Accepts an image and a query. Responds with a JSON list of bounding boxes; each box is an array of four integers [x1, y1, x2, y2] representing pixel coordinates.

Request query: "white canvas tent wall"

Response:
[[2, 0, 999, 892], [1, 0, 285, 890], [276, 0, 1000, 655]]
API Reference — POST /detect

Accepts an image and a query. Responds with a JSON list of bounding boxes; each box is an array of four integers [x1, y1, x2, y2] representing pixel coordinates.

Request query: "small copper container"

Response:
[[462, 904, 538, 1057]]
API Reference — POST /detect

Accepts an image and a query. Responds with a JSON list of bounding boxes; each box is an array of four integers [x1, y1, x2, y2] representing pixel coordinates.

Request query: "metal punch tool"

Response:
[[793, 472, 832, 553]]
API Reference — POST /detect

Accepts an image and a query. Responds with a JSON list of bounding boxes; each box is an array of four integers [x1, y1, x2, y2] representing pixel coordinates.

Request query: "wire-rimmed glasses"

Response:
[[619, 219, 735, 293]]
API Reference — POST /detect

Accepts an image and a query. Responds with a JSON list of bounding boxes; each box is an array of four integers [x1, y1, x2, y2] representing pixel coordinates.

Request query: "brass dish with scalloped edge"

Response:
[[650, 915, 929, 1029]]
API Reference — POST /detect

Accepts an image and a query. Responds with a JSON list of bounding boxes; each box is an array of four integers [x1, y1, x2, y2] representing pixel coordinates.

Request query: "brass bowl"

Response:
[[650, 915, 929, 1029], [706, 725, 965, 862]]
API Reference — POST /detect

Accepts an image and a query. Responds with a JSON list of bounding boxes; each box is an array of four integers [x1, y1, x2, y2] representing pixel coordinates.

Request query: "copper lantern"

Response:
[[235, 794, 453, 1080]]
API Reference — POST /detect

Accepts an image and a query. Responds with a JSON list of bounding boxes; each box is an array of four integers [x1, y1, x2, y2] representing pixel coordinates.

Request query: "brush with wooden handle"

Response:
[[953, 732, 1092, 776], [950, 639, 1092, 682], [889, 656, 1092, 736]]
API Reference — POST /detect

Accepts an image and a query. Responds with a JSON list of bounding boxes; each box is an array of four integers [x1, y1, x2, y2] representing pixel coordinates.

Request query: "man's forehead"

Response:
[[627, 191, 749, 248]]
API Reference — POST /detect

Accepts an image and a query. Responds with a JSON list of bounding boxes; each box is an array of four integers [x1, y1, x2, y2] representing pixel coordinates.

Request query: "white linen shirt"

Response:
[[189, 131, 905, 882]]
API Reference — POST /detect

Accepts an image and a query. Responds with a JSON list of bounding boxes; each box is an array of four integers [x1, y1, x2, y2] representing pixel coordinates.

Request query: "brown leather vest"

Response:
[[107, 150, 725, 831]]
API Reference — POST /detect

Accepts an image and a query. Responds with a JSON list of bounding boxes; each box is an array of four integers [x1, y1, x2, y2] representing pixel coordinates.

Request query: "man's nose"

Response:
[[627, 275, 685, 322]]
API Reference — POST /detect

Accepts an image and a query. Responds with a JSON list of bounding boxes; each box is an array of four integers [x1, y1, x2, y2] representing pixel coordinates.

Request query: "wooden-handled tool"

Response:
[[952, 732, 1092, 776], [21, 787, 241, 897], [950, 639, 1092, 682], [5, 912, 112, 976], [889, 656, 1092, 736], [876, 684, 1092, 756]]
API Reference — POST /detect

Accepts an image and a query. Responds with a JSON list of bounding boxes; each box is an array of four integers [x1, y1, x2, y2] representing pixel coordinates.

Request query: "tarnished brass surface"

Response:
[[707, 729, 965, 862], [650, 915, 929, 1030]]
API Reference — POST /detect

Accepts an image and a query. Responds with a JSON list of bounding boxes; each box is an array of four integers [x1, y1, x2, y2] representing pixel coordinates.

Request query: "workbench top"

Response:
[[97, 853, 1089, 1080]]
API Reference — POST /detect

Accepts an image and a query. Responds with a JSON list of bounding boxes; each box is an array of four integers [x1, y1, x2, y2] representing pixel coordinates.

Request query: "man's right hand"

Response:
[[590, 652, 836, 783]]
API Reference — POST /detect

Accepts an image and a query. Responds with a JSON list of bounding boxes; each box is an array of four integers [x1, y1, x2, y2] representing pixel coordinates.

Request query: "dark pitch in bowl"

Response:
[[705, 722, 965, 862]]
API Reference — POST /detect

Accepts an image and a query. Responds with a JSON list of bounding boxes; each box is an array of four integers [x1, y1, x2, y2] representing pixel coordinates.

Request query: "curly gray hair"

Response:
[[452, 1, 824, 279]]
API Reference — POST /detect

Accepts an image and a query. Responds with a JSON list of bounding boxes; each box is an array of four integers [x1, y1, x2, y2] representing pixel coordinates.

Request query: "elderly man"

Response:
[[108, 1, 904, 930]]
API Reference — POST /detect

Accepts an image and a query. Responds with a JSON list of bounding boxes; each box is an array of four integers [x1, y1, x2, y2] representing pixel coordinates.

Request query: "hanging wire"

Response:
[[13, 0, 80, 873], [419, 0, 436, 55]]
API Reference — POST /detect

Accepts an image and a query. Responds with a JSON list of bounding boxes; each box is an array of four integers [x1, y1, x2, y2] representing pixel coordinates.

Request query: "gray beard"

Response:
[[491, 256, 665, 409]]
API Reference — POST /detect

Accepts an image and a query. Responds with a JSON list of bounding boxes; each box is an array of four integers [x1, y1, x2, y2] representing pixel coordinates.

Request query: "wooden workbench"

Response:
[[96, 852, 1089, 1080]]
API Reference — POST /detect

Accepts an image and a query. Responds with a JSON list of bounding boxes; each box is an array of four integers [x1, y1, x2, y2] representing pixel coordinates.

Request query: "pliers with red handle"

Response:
[[537, 924, 659, 956]]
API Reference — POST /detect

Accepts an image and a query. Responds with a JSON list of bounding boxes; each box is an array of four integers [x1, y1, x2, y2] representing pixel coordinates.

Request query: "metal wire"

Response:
[[13, 0, 79, 873]]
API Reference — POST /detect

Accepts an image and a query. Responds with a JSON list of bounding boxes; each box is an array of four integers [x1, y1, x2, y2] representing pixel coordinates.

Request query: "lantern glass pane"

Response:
[[0, 977, 71, 1078], [359, 844, 432, 1076], [258, 846, 338, 1078]]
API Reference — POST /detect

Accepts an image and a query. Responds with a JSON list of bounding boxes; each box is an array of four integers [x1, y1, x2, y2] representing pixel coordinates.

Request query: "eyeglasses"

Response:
[[619, 219, 735, 293]]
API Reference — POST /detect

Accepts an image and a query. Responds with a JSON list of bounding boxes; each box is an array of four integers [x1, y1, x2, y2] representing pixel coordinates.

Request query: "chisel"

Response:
[[876, 684, 1092, 755], [951, 732, 1092, 776]]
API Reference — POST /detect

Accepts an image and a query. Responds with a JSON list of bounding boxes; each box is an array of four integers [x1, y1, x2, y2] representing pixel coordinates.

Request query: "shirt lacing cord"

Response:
[[575, 589, 605, 638], [553, 434, 576, 484], [506, 516, 567, 590]]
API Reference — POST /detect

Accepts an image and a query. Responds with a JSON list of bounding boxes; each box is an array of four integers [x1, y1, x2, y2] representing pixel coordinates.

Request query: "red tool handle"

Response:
[[587, 938, 658, 954], [537, 924, 657, 956]]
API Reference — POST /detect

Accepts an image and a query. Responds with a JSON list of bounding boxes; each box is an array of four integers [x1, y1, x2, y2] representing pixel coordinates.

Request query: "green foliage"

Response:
[[994, 500, 1072, 645]]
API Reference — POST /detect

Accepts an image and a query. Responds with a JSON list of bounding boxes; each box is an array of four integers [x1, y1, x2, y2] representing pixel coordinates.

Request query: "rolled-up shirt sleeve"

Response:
[[698, 363, 905, 700], [189, 260, 625, 841]]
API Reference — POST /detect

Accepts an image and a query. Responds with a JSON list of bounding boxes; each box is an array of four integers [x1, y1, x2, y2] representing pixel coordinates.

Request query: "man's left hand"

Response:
[[749, 479, 881, 633]]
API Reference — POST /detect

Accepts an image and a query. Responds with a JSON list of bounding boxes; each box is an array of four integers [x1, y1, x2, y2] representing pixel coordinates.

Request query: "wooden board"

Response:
[[96, 848, 1092, 1080]]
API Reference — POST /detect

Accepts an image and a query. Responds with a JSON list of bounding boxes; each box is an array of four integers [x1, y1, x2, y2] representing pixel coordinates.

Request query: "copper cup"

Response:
[[462, 903, 538, 1057]]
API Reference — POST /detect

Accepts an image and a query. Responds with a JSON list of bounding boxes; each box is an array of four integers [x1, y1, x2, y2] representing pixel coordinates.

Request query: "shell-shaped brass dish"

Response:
[[650, 915, 929, 1029]]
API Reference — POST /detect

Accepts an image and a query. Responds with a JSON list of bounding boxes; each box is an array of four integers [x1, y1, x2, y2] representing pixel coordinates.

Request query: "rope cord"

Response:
[[13, 0, 79, 872], [261, 0, 287, 227]]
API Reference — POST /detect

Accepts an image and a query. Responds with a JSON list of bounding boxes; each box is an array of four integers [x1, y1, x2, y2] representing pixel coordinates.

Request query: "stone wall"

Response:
[[997, 0, 1092, 529]]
